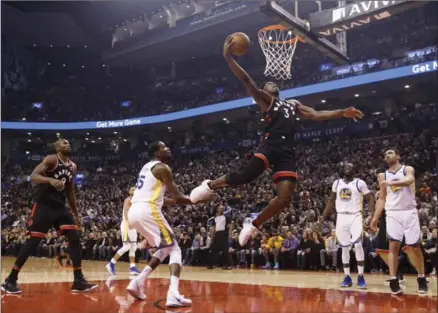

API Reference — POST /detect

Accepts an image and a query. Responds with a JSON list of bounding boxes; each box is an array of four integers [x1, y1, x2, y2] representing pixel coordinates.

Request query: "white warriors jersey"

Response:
[[131, 161, 166, 211], [384, 165, 417, 211], [332, 178, 370, 214]]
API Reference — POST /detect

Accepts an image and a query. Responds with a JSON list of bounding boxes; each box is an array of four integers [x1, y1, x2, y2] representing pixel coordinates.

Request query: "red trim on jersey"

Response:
[[59, 225, 78, 231], [273, 171, 297, 180], [30, 202, 37, 218], [71, 162, 77, 176], [375, 249, 389, 254], [254, 153, 269, 170], [30, 232, 46, 238]]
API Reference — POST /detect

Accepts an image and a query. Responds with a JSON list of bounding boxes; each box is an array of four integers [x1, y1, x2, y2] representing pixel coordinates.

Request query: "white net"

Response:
[[258, 25, 300, 80]]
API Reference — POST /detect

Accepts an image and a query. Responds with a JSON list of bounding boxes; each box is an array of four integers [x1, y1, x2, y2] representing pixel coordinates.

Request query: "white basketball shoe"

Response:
[[190, 180, 212, 203], [166, 290, 192, 307], [126, 278, 146, 300], [239, 217, 258, 246]]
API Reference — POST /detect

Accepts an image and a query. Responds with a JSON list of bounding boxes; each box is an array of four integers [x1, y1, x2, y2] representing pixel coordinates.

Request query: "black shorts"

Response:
[[27, 202, 77, 238], [254, 137, 297, 182]]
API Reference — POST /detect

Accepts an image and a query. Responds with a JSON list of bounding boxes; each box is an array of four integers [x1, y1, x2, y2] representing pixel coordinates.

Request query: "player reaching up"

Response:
[[191, 35, 364, 246], [106, 186, 141, 276], [321, 163, 374, 289], [126, 141, 216, 307], [370, 149, 428, 295]]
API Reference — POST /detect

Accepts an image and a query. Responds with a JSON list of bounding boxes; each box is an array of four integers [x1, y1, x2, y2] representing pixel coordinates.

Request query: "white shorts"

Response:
[[121, 220, 137, 243], [128, 202, 175, 248], [335, 213, 363, 247], [386, 209, 420, 245]]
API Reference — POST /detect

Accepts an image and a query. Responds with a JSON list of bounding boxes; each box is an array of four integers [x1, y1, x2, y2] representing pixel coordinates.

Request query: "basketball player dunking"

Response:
[[105, 186, 141, 276], [370, 149, 428, 295], [191, 36, 364, 246], [1, 139, 97, 294], [322, 163, 374, 289], [126, 141, 215, 307]]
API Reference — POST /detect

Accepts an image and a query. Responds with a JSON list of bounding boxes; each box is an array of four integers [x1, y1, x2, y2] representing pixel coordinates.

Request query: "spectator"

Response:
[[320, 229, 339, 271]]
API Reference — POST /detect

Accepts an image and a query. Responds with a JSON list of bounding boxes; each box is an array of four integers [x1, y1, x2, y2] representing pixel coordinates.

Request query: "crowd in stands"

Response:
[[1, 4, 436, 122], [2, 106, 437, 275]]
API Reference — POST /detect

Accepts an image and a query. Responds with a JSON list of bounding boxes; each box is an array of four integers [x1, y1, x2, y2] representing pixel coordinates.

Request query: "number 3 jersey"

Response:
[[262, 97, 297, 142], [33, 154, 76, 207], [384, 165, 417, 211], [131, 160, 166, 211]]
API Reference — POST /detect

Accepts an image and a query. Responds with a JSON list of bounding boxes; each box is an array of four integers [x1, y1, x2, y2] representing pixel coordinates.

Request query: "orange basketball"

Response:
[[229, 32, 250, 56]]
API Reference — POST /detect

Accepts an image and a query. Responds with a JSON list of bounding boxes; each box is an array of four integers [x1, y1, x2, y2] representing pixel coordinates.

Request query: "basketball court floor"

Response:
[[1, 257, 436, 313]]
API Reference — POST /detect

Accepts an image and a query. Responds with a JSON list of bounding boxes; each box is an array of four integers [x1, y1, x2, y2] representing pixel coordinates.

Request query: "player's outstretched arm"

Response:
[[294, 100, 364, 122], [370, 173, 387, 231], [153, 164, 216, 205], [223, 37, 272, 112]]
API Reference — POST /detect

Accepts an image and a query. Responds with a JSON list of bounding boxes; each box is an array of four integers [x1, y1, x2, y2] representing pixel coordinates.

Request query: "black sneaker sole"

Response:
[[1, 286, 22, 294], [71, 284, 98, 293]]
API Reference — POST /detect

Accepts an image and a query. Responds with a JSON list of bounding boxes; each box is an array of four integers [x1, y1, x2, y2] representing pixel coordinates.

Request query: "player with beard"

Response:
[[370, 149, 428, 295], [322, 163, 374, 289], [2, 138, 97, 294]]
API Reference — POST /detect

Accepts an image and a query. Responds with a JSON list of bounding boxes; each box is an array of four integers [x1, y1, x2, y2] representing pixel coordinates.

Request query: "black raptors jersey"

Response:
[[33, 154, 76, 207], [262, 98, 297, 142]]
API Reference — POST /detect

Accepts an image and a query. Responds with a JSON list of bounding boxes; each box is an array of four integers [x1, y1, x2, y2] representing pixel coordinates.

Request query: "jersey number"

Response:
[[136, 175, 146, 189]]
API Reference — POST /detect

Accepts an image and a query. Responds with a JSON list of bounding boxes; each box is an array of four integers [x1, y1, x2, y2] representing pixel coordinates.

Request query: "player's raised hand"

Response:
[[343, 107, 364, 122], [223, 35, 234, 58]]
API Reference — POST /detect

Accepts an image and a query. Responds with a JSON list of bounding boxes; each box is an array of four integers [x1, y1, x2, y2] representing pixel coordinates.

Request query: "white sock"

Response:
[[344, 267, 350, 276], [418, 274, 425, 278], [137, 266, 153, 287], [358, 265, 364, 275], [110, 258, 117, 265], [130, 263, 136, 268], [390, 276, 397, 280], [170, 275, 179, 293]]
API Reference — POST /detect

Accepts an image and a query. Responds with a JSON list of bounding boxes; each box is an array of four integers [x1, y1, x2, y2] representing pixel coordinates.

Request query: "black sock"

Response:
[[8, 237, 42, 282]]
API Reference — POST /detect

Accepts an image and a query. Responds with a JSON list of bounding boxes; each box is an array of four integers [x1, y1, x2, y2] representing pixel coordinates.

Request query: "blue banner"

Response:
[[2, 60, 436, 130]]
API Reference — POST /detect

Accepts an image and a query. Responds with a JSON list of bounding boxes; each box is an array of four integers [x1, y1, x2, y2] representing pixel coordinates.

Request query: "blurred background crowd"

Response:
[[1, 0, 437, 276]]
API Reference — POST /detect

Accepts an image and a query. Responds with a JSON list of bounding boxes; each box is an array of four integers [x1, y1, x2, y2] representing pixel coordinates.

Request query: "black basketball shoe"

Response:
[[389, 278, 403, 295], [71, 278, 98, 293], [1, 278, 22, 294], [417, 277, 428, 295]]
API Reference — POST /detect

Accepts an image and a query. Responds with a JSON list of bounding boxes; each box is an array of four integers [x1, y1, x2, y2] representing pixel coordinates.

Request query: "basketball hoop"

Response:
[[258, 25, 304, 80]]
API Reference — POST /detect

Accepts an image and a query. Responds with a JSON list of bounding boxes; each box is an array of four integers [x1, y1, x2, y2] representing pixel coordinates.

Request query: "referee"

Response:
[[207, 205, 232, 269]]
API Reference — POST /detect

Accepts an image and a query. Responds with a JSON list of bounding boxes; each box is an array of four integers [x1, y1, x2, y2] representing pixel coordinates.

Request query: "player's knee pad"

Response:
[[168, 244, 182, 266], [129, 243, 137, 257], [118, 243, 130, 255], [354, 242, 365, 261], [64, 229, 80, 243], [225, 157, 265, 187], [342, 246, 351, 264]]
